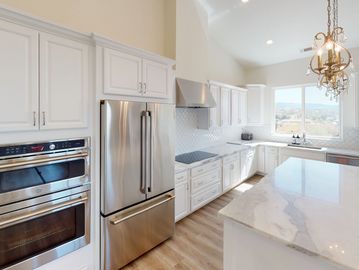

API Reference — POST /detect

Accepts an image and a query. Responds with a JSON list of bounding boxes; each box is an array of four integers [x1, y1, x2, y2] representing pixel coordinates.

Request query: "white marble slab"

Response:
[[220, 158, 359, 270]]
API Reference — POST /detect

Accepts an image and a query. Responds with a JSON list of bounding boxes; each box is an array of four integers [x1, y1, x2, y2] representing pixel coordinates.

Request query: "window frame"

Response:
[[271, 83, 343, 140]]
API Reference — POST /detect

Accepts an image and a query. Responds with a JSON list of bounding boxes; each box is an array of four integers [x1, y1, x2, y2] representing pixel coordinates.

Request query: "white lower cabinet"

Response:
[[240, 148, 258, 181], [264, 146, 279, 174], [175, 171, 190, 222], [257, 145, 265, 174], [191, 183, 221, 212], [223, 153, 241, 192]]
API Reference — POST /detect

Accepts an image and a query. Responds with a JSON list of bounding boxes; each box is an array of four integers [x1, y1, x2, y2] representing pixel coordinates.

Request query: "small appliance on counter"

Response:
[[241, 132, 253, 141]]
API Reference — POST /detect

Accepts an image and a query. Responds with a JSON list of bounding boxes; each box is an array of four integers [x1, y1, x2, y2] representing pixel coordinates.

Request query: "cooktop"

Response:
[[175, 151, 218, 164]]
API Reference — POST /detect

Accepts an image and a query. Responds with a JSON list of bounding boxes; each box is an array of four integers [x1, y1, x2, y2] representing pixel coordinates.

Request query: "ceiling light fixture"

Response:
[[241, 0, 249, 3], [266, 40, 274, 45], [308, 0, 353, 100]]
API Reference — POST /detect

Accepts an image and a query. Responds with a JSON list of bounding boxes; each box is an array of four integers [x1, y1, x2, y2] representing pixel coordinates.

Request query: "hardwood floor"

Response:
[[122, 175, 263, 270]]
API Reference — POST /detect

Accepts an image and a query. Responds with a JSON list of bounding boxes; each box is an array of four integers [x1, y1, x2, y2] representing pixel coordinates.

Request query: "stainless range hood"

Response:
[[176, 78, 216, 108]]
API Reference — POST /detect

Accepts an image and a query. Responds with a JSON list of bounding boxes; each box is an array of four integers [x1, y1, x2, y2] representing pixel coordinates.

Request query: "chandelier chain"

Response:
[[327, 0, 331, 33]]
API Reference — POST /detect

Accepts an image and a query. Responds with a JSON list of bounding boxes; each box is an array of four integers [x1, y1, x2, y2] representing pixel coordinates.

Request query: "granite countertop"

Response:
[[219, 158, 359, 270]]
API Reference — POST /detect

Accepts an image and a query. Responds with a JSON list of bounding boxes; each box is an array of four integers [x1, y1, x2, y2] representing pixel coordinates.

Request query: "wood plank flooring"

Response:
[[122, 175, 263, 270]]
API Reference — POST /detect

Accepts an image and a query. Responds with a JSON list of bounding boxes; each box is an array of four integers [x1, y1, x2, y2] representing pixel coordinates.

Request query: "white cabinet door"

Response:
[[221, 87, 231, 127], [103, 48, 142, 96], [239, 91, 248, 126], [0, 21, 39, 132], [241, 148, 257, 181], [265, 146, 279, 174], [175, 181, 189, 222], [257, 145, 265, 174], [210, 84, 221, 127], [231, 159, 241, 187], [246, 84, 265, 126], [142, 59, 169, 98], [40, 33, 89, 129], [223, 162, 232, 192], [231, 90, 241, 126]]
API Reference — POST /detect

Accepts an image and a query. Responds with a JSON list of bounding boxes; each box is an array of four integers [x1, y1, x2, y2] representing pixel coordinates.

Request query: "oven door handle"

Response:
[[0, 152, 88, 170], [0, 195, 88, 229]]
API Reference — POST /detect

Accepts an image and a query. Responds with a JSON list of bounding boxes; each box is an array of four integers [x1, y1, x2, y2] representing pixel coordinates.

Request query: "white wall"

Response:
[[244, 48, 359, 150], [208, 38, 246, 86]]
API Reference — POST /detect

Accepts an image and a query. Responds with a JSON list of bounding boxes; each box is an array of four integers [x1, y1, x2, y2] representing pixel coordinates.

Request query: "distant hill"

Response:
[[276, 102, 337, 111]]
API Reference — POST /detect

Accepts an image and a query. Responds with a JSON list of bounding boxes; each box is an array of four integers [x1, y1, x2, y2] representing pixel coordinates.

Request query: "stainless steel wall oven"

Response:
[[0, 138, 91, 270]]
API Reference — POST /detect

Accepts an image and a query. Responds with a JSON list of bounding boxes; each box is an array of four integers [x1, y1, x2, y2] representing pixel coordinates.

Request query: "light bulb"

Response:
[[326, 41, 334, 50]]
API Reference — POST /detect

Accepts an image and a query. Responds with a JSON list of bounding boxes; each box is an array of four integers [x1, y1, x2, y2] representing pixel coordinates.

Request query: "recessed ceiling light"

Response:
[[266, 40, 274, 45], [241, 0, 249, 3]]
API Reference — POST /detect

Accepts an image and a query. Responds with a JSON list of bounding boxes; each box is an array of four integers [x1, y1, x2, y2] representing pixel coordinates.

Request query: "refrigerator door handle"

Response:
[[140, 111, 147, 194], [147, 111, 154, 193]]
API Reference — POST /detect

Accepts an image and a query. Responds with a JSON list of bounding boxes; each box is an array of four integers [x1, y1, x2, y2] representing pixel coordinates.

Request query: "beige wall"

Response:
[[176, 0, 208, 82], [0, 0, 175, 58]]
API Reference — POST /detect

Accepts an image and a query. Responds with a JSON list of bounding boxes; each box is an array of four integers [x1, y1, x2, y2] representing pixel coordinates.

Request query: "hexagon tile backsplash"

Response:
[[176, 108, 359, 155], [176, 108, 243, 155]]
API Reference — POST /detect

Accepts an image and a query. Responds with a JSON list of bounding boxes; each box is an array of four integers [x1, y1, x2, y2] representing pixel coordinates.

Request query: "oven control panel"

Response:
[[0, 139, 86, 157]]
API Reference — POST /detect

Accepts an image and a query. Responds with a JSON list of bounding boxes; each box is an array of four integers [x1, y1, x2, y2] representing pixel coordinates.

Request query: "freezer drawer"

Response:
[[101, 191, 175, 270]]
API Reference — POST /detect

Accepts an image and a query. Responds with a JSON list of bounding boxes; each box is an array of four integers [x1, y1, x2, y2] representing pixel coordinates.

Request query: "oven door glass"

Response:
[[0, 203, 85, 269], [0, 159, 85, 194]]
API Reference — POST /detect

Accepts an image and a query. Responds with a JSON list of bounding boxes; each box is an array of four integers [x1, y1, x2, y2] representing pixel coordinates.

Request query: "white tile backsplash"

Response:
[[244, 125, 359, 150], [176, 108, 243, 154]]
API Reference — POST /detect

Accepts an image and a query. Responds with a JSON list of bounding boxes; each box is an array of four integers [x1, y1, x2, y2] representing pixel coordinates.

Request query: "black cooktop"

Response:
[[175, 151, 218, 164]]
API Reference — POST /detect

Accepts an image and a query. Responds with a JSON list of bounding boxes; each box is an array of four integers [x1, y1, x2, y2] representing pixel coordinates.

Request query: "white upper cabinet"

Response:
[[231, 88, 247, 126], [0, 21, 39, 132], [246, 84, 265, 126], [103, 47, 172, 99], [104, 48, 142, 96], [40, 33, 89, 130], [221, 87, 231, 127], [142, 59, 169, 98]]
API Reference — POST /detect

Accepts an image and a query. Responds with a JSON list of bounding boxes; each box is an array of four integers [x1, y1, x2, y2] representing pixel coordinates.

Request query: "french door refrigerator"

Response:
[[100, 100, 175, 270]]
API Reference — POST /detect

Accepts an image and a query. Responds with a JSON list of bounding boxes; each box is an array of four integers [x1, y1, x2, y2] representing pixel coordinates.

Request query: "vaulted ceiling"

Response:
[[198, 0, 359, 67]]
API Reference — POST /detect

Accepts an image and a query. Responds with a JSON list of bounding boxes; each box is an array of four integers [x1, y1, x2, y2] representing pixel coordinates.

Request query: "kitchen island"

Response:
[[219, 158, 359, 270]]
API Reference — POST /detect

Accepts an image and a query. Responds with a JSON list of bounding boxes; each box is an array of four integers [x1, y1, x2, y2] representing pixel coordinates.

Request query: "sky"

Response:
[[275, 86, 339, 105]]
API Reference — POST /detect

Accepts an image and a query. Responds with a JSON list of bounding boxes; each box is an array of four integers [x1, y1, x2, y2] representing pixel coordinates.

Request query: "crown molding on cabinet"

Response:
[[208, 80, 248, 92], [92, 33, 176, 66]]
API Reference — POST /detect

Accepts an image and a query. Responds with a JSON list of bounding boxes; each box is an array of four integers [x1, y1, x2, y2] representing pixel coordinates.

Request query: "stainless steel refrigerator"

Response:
[[100, 100, 175, 270]]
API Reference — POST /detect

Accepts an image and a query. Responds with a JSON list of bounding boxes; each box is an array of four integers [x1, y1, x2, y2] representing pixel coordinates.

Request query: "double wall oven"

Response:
[[0, 138, 91, 270]]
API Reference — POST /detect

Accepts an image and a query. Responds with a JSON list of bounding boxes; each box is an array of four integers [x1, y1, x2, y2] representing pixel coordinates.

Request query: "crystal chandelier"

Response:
[[309, 0, 353, 100]]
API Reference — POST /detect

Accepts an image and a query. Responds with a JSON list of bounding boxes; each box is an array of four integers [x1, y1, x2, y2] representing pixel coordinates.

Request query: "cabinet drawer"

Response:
[[191, 168, 221, 194], [191, 160, 221, 178], [191, 183, 221, 211], [175, 171, 188, 185], [223, 153, 240, 164]]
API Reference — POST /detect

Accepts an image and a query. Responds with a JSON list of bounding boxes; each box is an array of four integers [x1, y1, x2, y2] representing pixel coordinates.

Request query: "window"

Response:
[[274, 85, 341, 138]]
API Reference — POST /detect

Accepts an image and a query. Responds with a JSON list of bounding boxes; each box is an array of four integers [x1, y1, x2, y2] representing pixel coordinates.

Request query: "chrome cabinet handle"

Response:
[[33, 111, 36, 126], [0, 195, 88, 229], [110, 194, 175, 225], [138, 82, 143, 93], [143, 83, 147, 94], [42, 112, 46, 126]]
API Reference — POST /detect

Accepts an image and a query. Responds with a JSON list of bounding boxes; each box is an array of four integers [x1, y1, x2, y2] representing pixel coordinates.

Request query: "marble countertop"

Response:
[[219, 158, 359, 270]]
